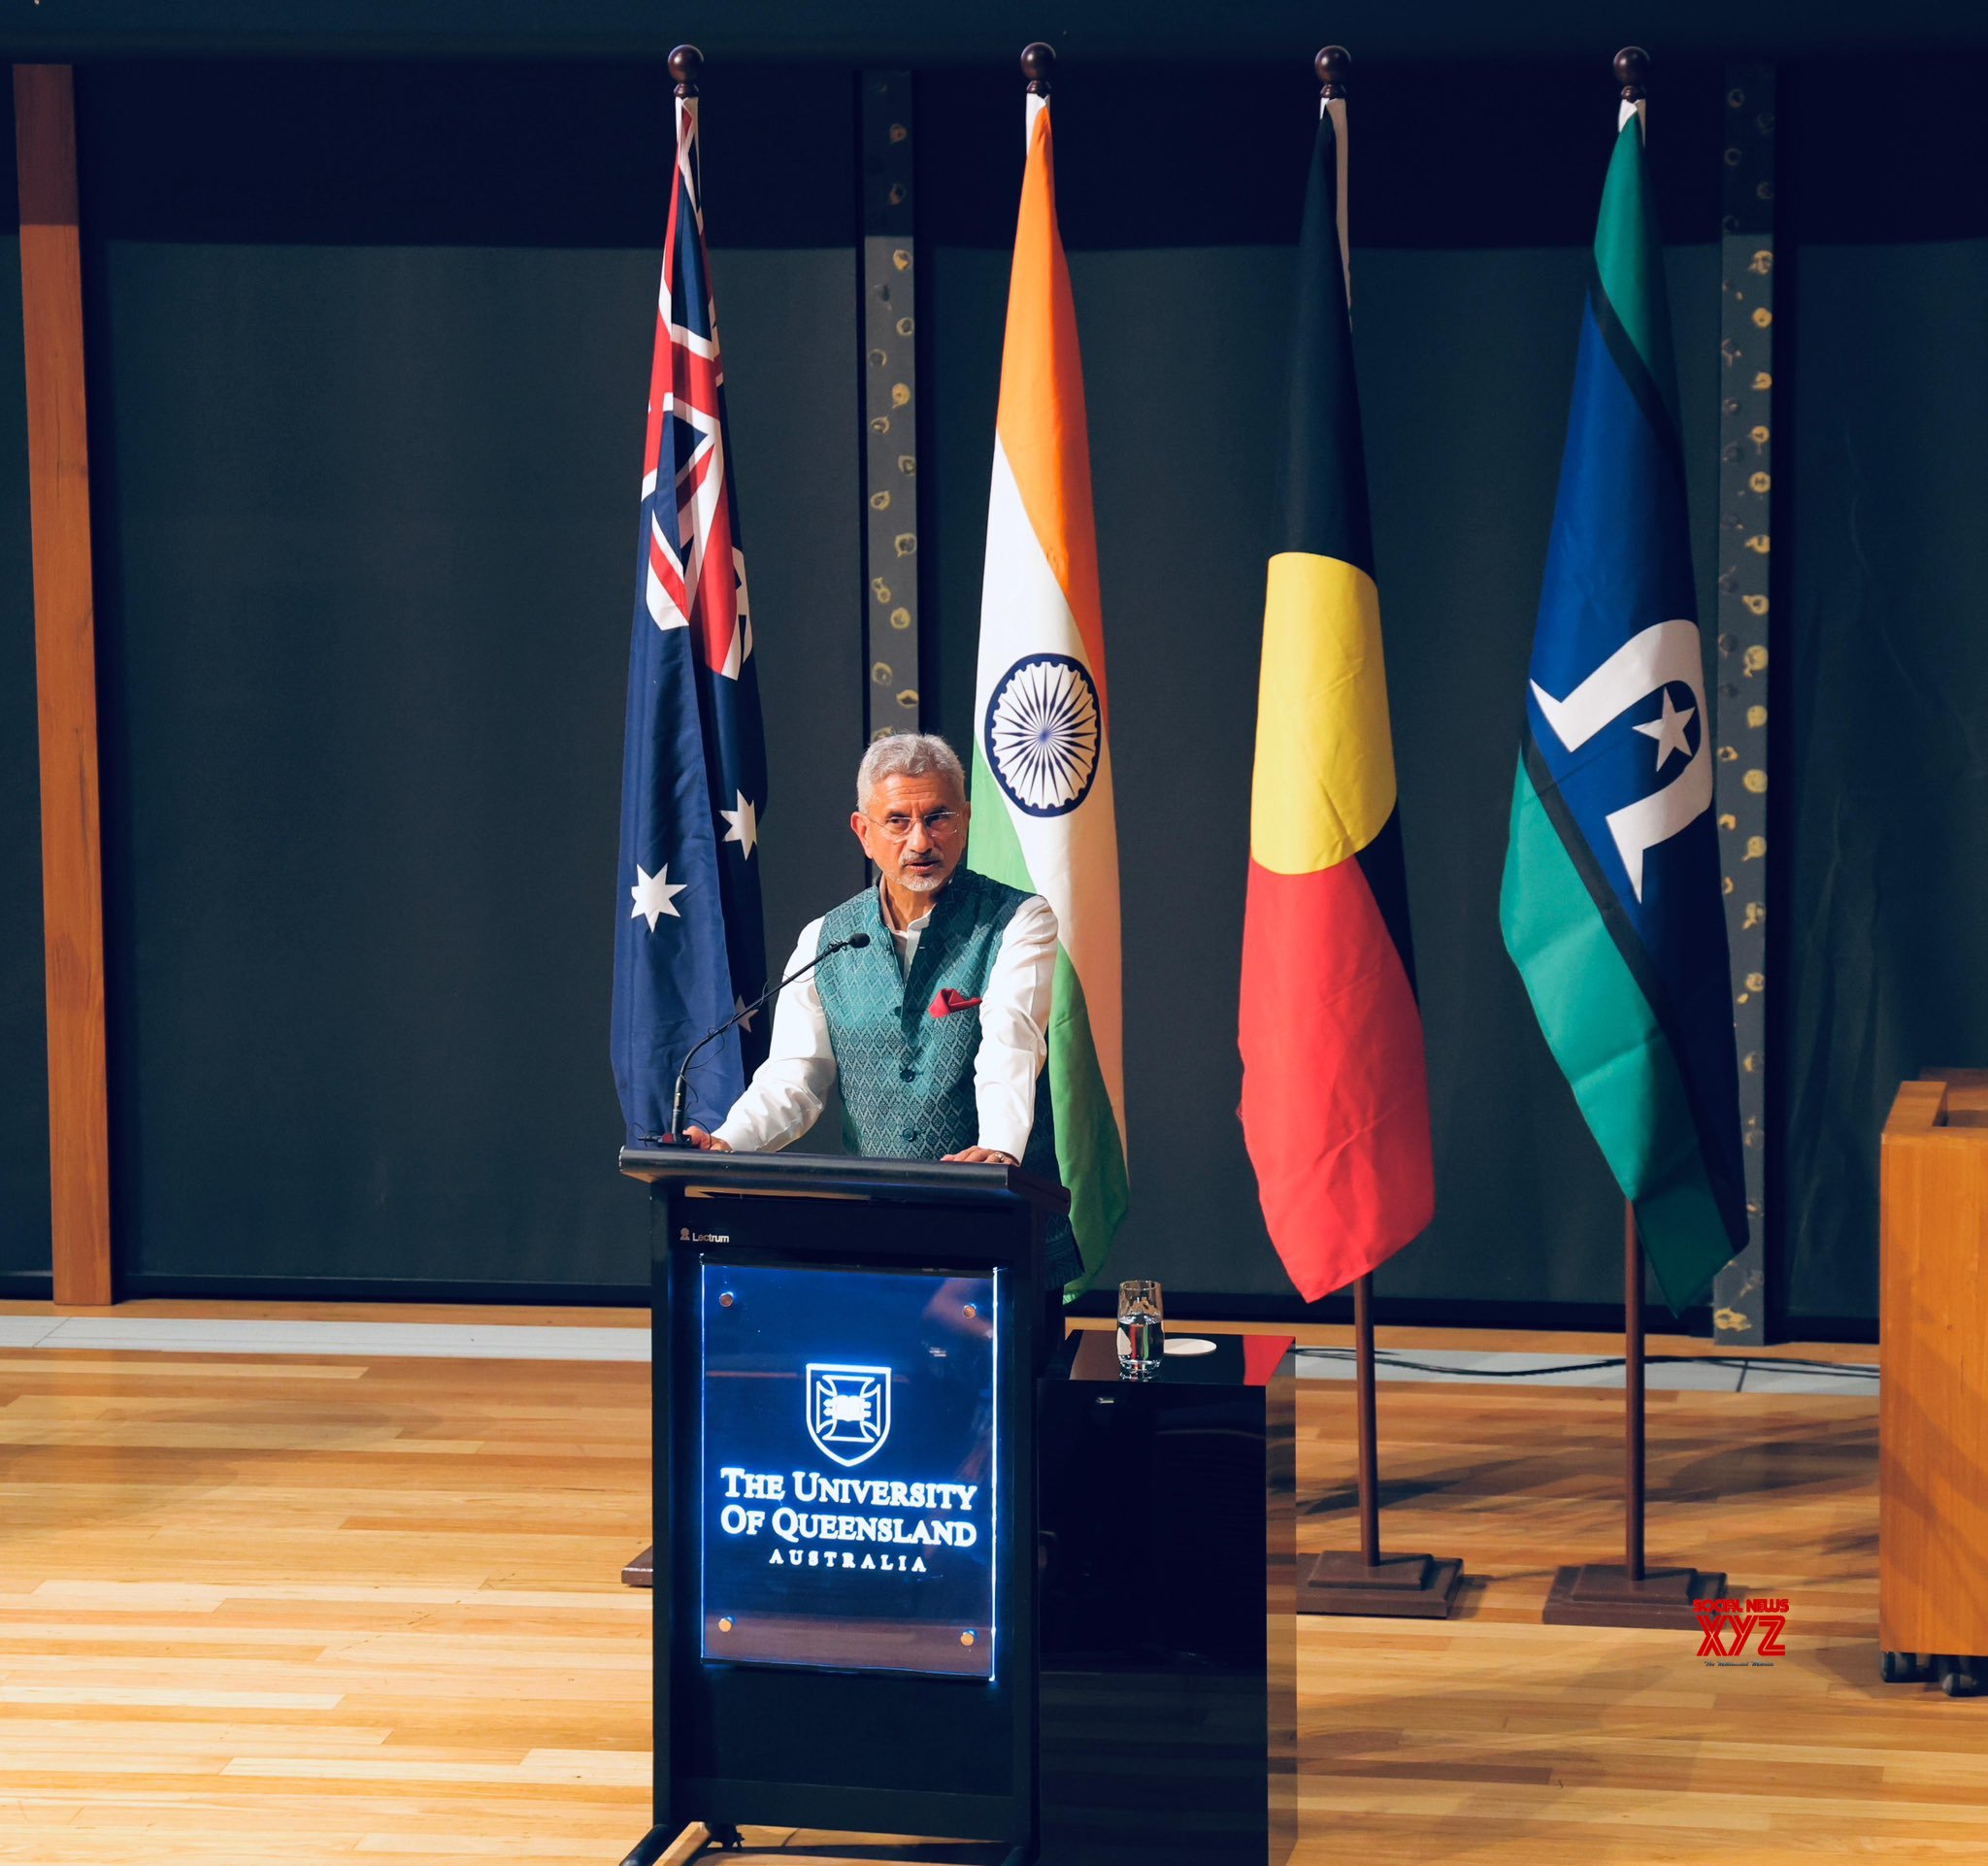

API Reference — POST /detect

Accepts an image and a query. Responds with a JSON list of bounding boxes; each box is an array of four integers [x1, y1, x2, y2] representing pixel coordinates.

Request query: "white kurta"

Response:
[[712, 882, 1057, 1159]]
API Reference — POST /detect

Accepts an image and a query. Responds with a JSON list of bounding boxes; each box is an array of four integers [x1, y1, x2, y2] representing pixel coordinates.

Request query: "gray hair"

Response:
[[856, 733, 967, 811]]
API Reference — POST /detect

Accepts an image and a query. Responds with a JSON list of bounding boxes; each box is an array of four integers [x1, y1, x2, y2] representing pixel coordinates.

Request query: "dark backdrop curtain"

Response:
[[75, 62, 861, 1292], [0, 54, 1979, 1320]]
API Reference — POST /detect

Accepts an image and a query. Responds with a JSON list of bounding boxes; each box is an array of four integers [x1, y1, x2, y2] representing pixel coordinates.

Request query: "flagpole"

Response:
[[1540, 51, 1732, 1629], [620, 32, 709, 1611], [1353, 1272, 1380, 1566], [1289, 45, 1456, 1620], [619, 57, 743, 1866], [1021, 39, 1052, 135], [1318, 45, 1349, 290], [1325, 41, 1376, 1583], [1021, 39, 1053, 95], [1625, 1200, 1644, 1583]]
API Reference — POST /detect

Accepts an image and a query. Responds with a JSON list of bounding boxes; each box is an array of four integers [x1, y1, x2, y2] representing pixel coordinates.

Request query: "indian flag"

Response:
[[968, 88, 1129, 1293]]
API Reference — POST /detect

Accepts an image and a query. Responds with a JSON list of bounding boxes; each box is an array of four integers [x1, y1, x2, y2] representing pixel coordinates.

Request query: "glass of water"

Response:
[[1116, 1279, 1164, 1379]]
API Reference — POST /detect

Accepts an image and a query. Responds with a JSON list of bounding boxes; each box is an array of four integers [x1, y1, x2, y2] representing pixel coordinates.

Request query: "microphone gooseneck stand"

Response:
[[664, 931, 873, 1142]]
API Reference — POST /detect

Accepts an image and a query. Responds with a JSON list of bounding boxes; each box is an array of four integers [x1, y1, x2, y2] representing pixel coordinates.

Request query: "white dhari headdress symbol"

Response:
[[805, 1363, 893, 1467], [1530, 619, 1711, 903]]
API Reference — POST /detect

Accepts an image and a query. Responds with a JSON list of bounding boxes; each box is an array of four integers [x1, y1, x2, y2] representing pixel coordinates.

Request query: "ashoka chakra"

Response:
[[983, 653, 1102, 818]]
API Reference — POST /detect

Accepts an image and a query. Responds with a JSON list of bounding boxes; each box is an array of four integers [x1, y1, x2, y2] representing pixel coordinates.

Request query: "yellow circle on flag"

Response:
[[1249, 552, 1398, 875]]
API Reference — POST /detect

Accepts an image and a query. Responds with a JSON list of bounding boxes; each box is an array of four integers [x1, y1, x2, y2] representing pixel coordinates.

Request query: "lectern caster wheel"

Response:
[[1881, 1650, 1905, 1683], [708, 1826, 746, 1851], [1939, 1661, 1980, 1698]]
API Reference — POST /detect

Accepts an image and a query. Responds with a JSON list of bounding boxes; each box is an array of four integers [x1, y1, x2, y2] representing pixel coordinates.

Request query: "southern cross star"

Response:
[[720, 791, 760, 859], [630, 862, 688, 932], [1633, 688, 1696, 771]]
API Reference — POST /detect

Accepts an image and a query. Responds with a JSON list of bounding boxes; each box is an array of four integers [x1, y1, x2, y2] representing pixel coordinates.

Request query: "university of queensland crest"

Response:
[[805, 1363, 893, 1467]]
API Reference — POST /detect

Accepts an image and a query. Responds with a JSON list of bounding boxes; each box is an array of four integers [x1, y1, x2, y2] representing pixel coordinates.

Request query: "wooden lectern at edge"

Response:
[[1878, 1071, 1988, 1697]]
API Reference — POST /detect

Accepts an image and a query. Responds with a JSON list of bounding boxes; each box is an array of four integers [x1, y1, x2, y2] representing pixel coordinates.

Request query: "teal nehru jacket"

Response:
[[712, 867, 1077, 1285]]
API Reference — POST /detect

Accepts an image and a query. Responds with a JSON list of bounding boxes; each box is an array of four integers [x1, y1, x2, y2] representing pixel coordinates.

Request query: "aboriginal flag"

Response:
[[1238, 104, 1434, 1301]]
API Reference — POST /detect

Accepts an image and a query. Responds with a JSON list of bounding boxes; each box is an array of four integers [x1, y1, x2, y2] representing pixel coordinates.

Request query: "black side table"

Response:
[[1038, 1328, 1297, 1865]]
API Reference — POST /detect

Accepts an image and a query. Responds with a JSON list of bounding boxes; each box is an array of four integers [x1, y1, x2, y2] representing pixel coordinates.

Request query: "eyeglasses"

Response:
[[865, 808, 962, 842]]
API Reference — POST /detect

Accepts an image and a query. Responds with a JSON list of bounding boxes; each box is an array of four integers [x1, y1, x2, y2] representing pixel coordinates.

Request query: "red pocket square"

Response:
[[929, 987, 983, 1018]]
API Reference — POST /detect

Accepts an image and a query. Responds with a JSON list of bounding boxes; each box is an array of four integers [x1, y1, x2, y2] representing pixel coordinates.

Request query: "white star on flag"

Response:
[[1634, 689, 1695, 770], [733, 994, 759, 1033], [720, 790, 759, 858], [630, 862, 688, 932]]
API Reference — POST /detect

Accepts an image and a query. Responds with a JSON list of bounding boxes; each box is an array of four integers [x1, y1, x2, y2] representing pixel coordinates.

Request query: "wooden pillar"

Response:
[[15, 64, 112, 1307]]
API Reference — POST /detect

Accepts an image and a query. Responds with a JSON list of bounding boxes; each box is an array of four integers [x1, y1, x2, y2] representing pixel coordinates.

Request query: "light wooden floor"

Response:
[[0, 1317, 1977, 1865]]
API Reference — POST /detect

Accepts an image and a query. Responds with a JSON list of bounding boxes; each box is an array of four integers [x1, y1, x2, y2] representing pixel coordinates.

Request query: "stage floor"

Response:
[[0, 1308, 1973, 1864]]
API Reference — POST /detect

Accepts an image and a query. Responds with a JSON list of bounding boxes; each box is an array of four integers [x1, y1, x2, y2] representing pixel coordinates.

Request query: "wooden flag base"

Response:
[[622, 1545, 654, 1587], [1541, 1209, 1735, 1632], [1300, 1549, 1463, 1617], [1304, 1274, 1467, 1620], [1541, 1561, 1727, 1629]]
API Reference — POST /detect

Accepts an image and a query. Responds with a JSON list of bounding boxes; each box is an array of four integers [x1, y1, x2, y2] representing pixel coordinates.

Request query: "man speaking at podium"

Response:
[[683, 733, 1078, 1283]]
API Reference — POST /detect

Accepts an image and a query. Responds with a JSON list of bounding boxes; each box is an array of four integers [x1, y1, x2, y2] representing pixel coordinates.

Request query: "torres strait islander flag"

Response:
[[1238, 102, 1434, 1302], [1499, 99, 1745, 1312], [969, 91, 1129, 1293], [610, 85, 769, 1142]]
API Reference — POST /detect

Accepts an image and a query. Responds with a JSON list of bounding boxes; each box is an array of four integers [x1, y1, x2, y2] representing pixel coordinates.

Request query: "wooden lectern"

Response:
[[1878, 1072, 1988, 1696], [615, 1146, 1068, 1863]]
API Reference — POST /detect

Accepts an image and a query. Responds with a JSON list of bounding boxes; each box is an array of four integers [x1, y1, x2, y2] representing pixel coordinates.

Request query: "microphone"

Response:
[[666, 931, 873, 1143]]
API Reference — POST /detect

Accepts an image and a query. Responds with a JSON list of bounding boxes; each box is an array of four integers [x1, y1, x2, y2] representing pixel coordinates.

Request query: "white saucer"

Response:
[[1163, 1337, 1216, 1356]]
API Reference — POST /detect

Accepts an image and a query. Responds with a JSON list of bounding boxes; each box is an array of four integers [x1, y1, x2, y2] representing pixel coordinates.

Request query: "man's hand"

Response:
[[943, 1147, 1017, 1165], [682, 1125, 733, 1152]]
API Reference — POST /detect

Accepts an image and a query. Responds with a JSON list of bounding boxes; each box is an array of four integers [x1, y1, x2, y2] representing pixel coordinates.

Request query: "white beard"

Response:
[[899, 866, 945, 893]]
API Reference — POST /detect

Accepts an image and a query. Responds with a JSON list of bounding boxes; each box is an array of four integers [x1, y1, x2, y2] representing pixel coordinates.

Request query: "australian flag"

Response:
[[611, 90, 768, 1141]]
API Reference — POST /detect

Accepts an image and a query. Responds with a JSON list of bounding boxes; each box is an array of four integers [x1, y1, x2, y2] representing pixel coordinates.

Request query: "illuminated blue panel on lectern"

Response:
[[699, 1261, 999, 1681]]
